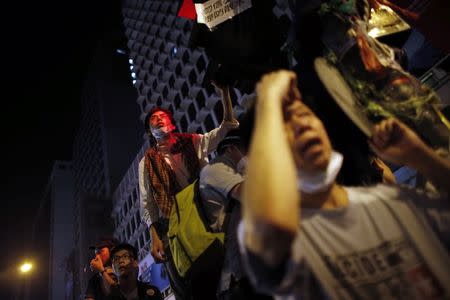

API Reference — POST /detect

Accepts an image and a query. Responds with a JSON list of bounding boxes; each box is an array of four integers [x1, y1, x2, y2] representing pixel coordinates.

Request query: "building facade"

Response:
[[25, 161, 76, 300], [48, 161, 76, 300], [72, 34, 143, 298]]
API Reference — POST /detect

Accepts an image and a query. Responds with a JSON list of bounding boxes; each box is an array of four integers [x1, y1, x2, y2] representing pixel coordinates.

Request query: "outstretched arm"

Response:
[[242, 71, 300, 267], [370, 118, 450, 193], [194, 83, 239, 157], [213, 82, 236, 123]]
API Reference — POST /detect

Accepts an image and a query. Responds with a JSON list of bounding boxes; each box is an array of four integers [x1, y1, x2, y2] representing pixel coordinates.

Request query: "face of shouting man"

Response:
[[284, 99, 333, 176], [148, 110, 176, 140]]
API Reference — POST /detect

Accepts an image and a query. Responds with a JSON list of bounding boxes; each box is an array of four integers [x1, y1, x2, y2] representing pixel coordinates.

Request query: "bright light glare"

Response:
[[20, 262, 33, 273]]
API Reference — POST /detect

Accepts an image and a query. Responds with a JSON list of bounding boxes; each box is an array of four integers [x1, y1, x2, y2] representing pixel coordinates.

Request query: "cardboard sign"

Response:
[[195, 0, 252, 29]]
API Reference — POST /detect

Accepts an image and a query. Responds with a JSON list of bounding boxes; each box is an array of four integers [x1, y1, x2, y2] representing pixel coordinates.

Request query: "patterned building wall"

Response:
[[121, 0, 261, 135]]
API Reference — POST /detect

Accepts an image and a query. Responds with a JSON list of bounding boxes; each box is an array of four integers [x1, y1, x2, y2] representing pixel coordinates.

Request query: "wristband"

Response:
[[297, 151, 343, 194]]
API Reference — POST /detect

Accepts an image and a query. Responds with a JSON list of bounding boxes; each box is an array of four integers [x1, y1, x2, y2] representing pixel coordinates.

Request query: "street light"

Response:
[[19, 262, 33, 274]]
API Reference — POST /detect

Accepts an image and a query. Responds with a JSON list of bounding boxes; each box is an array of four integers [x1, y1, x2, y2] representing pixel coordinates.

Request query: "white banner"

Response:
[[195, 0, 252, 29]]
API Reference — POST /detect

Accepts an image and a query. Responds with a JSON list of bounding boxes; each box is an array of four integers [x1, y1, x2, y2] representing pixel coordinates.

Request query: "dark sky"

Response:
[[0, 1, 123, 297]]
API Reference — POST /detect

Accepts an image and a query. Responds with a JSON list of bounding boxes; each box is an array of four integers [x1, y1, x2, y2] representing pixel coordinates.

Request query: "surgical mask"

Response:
[[150, 126, 173, 140], [237, 156, 248, 175], [297, 151, 343, 194]]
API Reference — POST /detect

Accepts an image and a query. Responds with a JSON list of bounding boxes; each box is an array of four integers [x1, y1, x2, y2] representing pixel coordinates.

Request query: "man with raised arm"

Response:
[[139, 84, 238, 299]]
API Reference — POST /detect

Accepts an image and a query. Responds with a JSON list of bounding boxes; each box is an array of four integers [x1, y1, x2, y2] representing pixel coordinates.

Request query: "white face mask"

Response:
[[237, 156, 248, 175], [150, 125, 173, 140], [297, 151, 343, 194]]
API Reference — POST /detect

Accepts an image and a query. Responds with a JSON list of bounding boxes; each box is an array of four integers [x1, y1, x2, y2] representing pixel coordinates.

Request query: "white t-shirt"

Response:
[[239, 184, 450, 300]]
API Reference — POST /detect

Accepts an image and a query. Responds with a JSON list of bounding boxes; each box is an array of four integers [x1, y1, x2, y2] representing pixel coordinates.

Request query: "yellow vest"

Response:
[[168, 180, 224, 277]]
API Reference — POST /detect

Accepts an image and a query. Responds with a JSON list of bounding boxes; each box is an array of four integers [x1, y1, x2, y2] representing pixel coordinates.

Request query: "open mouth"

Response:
[[299, 137, 323, 160]]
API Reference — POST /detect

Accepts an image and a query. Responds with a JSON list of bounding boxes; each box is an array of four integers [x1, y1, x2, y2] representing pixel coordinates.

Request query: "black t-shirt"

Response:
[[85, 273, 107, 300], [105, 281, 163, 300]]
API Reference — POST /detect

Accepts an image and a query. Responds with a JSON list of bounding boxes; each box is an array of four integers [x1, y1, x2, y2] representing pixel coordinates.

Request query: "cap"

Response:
[[89, 236, 120, 250], [217, 129, 241, 153]]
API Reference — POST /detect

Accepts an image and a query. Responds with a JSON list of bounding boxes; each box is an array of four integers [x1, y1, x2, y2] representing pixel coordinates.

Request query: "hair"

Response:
[[110, 243, 138, 261], [144, 106, 176, 146]]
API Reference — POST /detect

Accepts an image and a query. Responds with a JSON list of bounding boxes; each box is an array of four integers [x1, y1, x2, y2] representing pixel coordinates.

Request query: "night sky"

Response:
[[1, 1, 123, 297]]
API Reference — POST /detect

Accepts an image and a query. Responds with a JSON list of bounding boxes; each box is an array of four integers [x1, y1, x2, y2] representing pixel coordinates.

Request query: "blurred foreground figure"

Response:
[[239, 70, 450, 300]]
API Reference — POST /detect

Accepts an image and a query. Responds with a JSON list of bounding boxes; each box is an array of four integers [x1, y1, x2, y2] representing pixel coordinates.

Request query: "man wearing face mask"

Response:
[[238, 70, 450, 300], [199, 128, 272, 300], [138, 85, 238, 299]]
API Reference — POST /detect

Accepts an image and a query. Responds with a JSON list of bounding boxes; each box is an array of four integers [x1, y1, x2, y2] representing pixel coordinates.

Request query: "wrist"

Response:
[[407, 144, 434, 170]]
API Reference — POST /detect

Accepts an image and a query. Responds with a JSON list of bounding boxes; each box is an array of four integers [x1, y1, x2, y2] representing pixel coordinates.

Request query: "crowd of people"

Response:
[[82, 0, 450, 299]]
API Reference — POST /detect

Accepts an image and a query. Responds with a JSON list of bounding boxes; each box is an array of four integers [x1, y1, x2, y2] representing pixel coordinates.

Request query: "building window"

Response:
[[139, 235, 145, 250], [131, 218, 136, 233], [128, 195, 133, 210], [133, 188, 138, 204], [126, 225, 131, 241]]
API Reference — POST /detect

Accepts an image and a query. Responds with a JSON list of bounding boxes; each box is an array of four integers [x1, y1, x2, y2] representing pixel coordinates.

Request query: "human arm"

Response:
[[89, 255, 118, 295], [139, 158, 160, 228], [370, 118, 450, 193], [212, 81, 235, 123], [193, 85, 240, 158], [149, 225, 166, 262], [138, 158, 166, 262], [242, 71, 300, 267]]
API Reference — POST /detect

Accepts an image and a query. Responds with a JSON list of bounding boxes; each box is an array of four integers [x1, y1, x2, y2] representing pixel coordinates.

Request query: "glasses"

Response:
[[112, 253, 133, 263]]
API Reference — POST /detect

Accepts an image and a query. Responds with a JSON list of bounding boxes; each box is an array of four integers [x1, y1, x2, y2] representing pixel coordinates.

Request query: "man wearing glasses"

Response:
[[106, 243, 163, 300]]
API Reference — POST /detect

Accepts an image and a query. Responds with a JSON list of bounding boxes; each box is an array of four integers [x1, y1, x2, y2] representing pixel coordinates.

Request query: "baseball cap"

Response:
[[89, 236, 120, 250], [217, 129, 241, 153]]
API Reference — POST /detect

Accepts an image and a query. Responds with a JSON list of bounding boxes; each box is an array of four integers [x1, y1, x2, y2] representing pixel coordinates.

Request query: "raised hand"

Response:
[[212, 80, 237, 124], [90, 255, 105, 273], [150, 230, 166, 263], [369, 118, 427, 167]]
